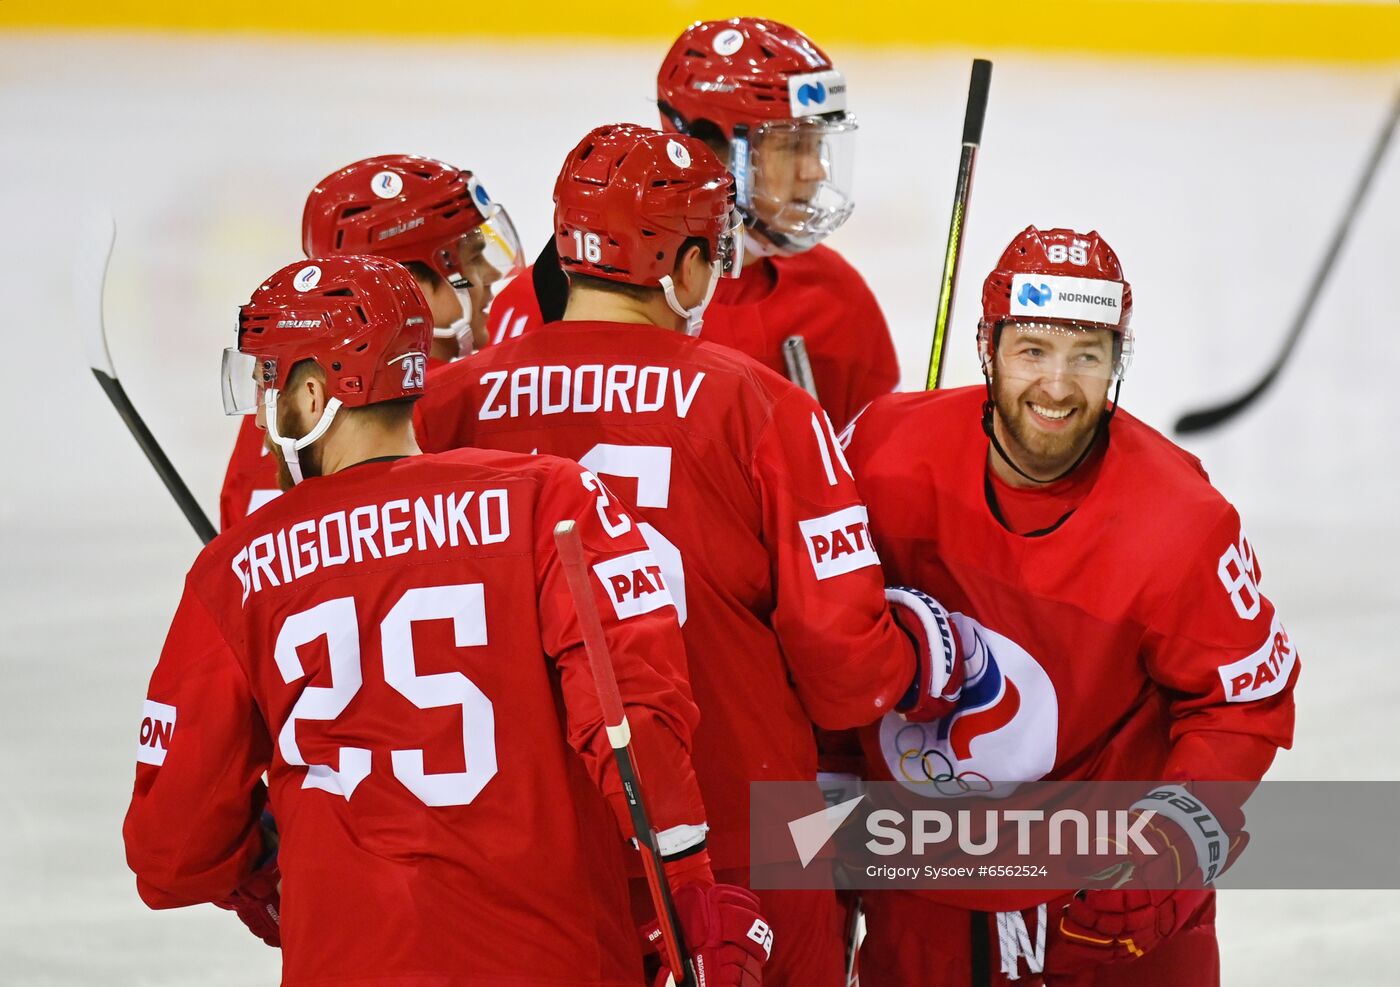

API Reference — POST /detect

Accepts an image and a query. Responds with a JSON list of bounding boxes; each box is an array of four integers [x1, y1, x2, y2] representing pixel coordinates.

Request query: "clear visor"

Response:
[[745, 113, 858, 250], [221, 347, 267, 415], [452, 181, 525, 295], [717, 208, 745, 278], [990, 321, 1127, 383]]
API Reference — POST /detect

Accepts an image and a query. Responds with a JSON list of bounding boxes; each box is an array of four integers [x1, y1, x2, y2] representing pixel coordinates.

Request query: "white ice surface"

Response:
[[0, 33, 1396, 985]]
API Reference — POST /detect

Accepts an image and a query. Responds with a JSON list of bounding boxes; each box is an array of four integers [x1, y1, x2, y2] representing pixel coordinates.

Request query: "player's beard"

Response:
[[265, 401, 325, 490], [991, 374, 1108, 480]]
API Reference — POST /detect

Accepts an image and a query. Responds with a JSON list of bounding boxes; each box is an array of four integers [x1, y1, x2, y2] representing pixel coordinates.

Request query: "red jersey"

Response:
[[844, 387, 1299, 908], [484, 245, 899, 430], [414, 321, 916, 870], [219, 416, 281, 529], [125, 449, 705, 986], [219, 358, 451, 529]]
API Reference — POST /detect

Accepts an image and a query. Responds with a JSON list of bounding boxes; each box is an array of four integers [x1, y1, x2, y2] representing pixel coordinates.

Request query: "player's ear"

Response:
[[675, 242, 711, 296]]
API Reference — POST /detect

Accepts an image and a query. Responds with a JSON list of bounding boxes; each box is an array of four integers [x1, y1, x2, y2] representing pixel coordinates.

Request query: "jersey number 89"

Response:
[[1217, 532, 1262, 621]]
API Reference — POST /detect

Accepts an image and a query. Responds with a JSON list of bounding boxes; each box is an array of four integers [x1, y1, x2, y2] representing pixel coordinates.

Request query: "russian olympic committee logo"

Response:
[[877, 614, 1058, 797]]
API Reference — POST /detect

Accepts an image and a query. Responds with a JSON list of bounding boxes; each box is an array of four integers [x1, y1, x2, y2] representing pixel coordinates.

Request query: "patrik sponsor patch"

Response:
[[592, 549, 675, 619], [1218, 612, 1297, 702], [799, 505, 880, 580], [137, 699, 177, 766]]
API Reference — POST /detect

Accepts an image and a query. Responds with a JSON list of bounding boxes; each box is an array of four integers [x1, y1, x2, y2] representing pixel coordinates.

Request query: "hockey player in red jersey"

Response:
[[416, 124, 962, 987], [219, 154, 524, 528], [485, 17, 899, 429], [125, 255, 771, 986], [843, 227, 1300, 985]]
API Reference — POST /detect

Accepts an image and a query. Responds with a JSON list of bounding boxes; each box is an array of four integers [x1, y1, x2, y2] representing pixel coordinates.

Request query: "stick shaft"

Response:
[[552, 521, 695, 987], [782, 335, 819, 400], [93, 370, 217, 544], [1175, 87, 1399, 435], [79, 213, 216, 545], [925, 59, 993, 391]]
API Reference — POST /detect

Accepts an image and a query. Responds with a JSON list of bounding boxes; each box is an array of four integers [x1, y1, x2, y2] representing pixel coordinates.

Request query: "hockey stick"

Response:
[[782, 335, 819, 399], [1175, 87, 1400, 435], [78, 213, 217, 545], [925, 58, 993, 391], [552, 520, 697, 987]]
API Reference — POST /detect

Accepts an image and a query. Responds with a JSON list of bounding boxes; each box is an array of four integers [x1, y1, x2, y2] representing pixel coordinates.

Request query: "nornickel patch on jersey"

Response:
[[592, 549, 675, 620], [136, 699, 177, 766], [1218, 613, 1296, 703], [799, 505, 880, 580]]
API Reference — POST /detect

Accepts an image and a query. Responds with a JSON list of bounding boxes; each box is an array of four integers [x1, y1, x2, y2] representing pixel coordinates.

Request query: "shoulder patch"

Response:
[[137, 699, 177, 766]]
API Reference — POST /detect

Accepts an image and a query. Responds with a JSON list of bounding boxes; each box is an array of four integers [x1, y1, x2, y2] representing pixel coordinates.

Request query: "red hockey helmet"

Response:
[[553, 124, 740, 288], [658, 17, 843, 139], [223, 255, 433, 484], [979, 226, 1135, 379], [224, 255, 432, 414], [657, 17, 857, 252], [302, 154, 523, 291]]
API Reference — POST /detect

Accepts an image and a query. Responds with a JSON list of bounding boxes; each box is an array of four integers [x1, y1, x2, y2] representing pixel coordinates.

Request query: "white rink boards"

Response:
[[0, 33, 1396, 986]]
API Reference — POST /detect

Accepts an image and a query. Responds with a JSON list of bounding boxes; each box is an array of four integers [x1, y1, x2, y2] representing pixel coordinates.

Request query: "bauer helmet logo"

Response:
[[1017, 282, 1052, 307], [372, 170, 404, 199], [796, 81, 828, 107], [293, 265, 322, 292], [712, 28, 745, 56], [666, 140, 692, 169]]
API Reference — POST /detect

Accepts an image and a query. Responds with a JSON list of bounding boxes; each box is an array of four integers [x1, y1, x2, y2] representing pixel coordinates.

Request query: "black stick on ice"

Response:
[[79, 213, 217, 544], [1175, 88, 1399, 436]]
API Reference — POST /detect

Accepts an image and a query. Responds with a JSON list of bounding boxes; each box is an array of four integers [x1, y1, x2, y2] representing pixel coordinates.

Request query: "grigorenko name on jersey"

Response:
[[231, 489, 511, 604], [478, 365, 707, 421]]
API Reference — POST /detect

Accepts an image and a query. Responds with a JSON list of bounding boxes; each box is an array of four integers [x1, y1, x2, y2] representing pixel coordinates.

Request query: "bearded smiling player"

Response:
[[843, 227, 1300, 985]]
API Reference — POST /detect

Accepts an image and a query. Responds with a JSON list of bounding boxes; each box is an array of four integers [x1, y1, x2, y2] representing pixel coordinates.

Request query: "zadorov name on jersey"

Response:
[[799, 505, 880, 580], [592, 549, 675, 619], [1218, 613, 1297, 702], [478, 365, 706, 421], [232, 490, 511, 604]]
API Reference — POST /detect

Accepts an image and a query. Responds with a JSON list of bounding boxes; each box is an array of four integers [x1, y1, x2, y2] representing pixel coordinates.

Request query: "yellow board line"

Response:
[[0, 1, 1396, 63]]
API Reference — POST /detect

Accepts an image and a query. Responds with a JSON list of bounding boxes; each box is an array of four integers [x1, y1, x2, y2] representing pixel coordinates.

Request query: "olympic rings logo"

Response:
[[894, 723, 993, 797]]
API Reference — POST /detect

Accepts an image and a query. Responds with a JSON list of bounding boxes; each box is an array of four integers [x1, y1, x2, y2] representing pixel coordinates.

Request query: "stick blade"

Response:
[[1174, 372, 1275, 436], [76, 210, 118, 379]]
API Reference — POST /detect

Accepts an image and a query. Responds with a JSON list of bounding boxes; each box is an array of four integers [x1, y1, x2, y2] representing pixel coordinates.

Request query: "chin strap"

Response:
[[981, 376, 1122, 485], [263, 387, 343, 486], [660, 262, 721, 337], [432, 286, 477, 354]]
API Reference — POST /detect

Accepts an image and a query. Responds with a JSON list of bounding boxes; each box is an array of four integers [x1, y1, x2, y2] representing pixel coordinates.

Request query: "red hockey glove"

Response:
[[643, 882, 772, 987], [888, 587, 964, 722], [214, 846, 281, 948], [1049, 786, 1240, 972]]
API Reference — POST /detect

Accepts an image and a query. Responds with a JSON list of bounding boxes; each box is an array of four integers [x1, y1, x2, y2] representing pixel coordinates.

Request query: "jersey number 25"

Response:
[[274, 583, 496, 807]]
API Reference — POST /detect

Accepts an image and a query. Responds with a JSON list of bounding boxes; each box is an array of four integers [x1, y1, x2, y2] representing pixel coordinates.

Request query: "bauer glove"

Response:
[[888, 587, 965, 722], [1049, 785, 1244, 972]]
